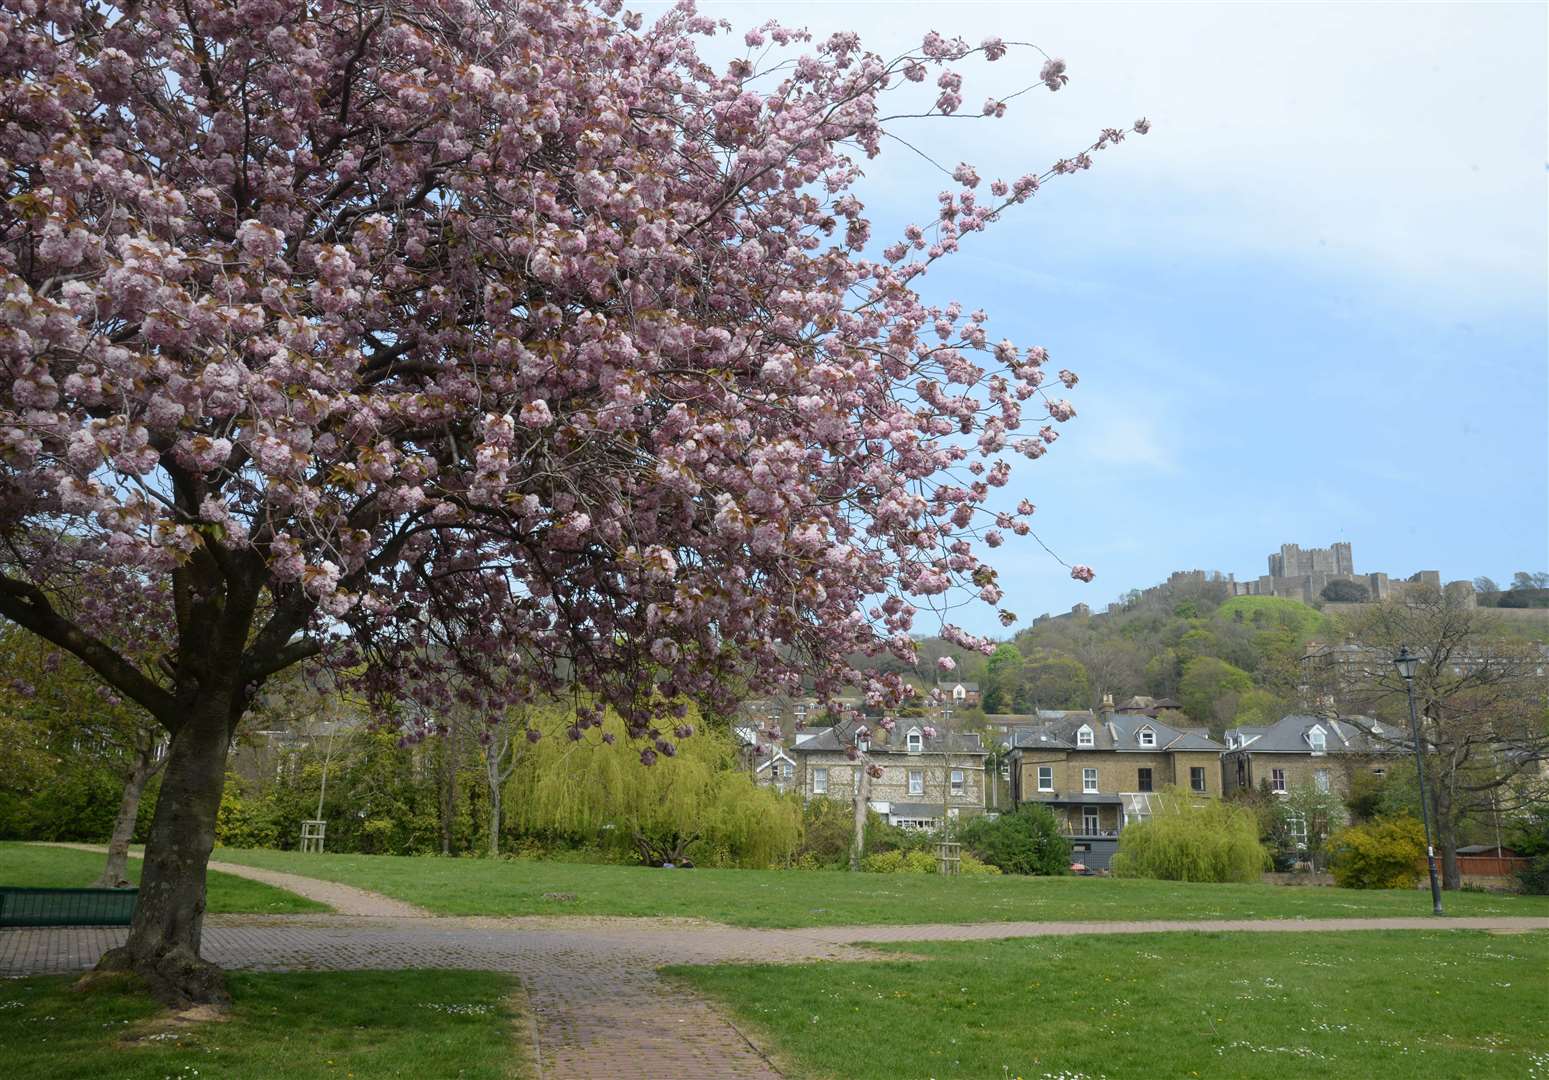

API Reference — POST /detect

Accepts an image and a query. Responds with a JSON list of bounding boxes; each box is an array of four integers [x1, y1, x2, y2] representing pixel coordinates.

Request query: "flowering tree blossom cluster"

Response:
[[0, 0, 1142, 1002]]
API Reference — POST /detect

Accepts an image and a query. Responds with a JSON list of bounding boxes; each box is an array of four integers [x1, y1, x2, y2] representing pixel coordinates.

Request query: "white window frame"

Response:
[[1082, 805, 1100, 834], [1286, 809, 1308, 843], [1314, 769, 1331, 793], [906, 730, 923, 754], [950, 769, 964, 796], [1137, 767, 1153, 792], [1083, 767, 1099, 793], [812, 767, 828, 794], [1190, 766, 1206, 793], [1137, 726, 1156, 747], [1076, 725, 1094, 748], [1308, 727, 1326, 755], [1271, 767, 1286, 793], [1037, 765, 1054, 792], [908, 768, 925, 796]]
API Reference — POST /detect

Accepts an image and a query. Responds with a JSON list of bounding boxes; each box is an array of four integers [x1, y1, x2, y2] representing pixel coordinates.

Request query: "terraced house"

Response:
[[1005, 714, 1224, 869], [789, 725, 989, 830], [1222, 713, 1403, 797]]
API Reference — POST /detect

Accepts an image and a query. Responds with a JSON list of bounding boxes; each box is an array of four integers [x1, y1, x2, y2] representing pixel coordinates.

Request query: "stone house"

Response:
[[1005, 713, 1224, 870], [752, 746, 797, 793], [1222, 713, 1403, 797], [789, 724, 988, 830]]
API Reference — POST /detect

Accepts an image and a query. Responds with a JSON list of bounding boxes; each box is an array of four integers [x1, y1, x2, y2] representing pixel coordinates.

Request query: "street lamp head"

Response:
[[1393, 646, 1421, 682]]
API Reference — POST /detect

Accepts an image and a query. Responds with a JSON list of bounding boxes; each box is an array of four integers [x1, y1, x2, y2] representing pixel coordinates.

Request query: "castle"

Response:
[[1074, 541, 1473, 618], [1229, 541, 1463, 605]]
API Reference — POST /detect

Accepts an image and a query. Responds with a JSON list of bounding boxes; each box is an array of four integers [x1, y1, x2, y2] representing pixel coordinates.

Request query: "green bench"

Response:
[[0, 886, 138, 927]]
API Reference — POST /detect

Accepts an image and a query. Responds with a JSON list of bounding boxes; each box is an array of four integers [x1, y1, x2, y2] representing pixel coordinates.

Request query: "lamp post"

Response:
[[1394, 646, 1444, 915]]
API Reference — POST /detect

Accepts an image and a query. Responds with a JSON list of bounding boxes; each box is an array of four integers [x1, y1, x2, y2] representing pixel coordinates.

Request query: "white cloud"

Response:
[[658, 2, 1547, 313]]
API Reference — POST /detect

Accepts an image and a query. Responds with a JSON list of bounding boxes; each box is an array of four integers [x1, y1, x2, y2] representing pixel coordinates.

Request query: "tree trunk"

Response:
[[93, 737, 163, 888], [92, 699, 233, 1009], [439, 714, 459, 857], [488, 773, 501, 858], [1433, 785, 1461, 890], [849, 762, 870, 872]]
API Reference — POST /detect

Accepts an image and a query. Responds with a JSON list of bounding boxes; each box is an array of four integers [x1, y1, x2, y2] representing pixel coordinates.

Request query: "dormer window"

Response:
[[1137, 726, 1156, 748], [1076, 725, 1094, 748], [906, 730, 923, 754], [1308, 726, 1327, 755]]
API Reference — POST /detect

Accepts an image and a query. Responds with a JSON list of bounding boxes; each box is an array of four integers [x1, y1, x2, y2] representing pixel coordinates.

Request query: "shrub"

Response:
[[959, 851, 1001, 875], [1516, 854, 1549, 896], [1328, 816, 1426, 889], [1509, 805, 1549, 896], [859, 848, 1000, 875], [959, 805, 1071, 876], [862, 849, 937, 874], [1110, 789, 1267, 883]]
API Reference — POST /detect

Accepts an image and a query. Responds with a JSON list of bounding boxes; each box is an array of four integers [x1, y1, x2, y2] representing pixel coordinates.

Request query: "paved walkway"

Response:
[[46, 843, 427, 918], [12, 848, 1549, 1078]]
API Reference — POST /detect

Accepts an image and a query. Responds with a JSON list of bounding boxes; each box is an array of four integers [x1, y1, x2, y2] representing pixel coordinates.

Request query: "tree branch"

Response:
[[0, 574, 176, 722]]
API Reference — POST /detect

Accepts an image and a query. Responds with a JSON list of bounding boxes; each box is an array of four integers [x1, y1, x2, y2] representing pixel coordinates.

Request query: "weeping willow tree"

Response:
[[505, 706, 801, 868], [1110, 788, 1269, 883]]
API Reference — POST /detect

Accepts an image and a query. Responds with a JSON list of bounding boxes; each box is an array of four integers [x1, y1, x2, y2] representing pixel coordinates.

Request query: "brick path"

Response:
[[11, 848, 1549, 1078]]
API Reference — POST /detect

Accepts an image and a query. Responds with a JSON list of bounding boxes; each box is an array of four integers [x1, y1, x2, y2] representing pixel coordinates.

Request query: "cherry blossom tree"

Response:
[[0, 0, 1139, 1005]]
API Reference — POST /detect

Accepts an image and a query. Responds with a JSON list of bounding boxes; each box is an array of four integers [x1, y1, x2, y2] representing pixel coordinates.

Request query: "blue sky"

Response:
[[659, 2, 1549, 633]]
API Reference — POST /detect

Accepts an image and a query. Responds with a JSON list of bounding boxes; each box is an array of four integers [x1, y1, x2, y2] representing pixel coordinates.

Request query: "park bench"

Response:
[[0, 886, 138, 927]]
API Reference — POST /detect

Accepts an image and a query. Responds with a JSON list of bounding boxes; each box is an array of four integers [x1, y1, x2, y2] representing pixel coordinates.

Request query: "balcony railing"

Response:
[[1060, 824, 1120, 838]]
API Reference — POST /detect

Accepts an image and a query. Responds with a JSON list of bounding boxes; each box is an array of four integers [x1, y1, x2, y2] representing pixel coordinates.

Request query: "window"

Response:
[[1137, 767, 1153, 792], [1286, 810, 1308, 844], [1372, 767, 1386, 778], [1271, 767, 1286, 793], [780, 763, 793, 778], [1137, 726, 1156, 747], [1309, 728, 1326, 754], [857, 734, 869, 752], [1037, 765, 1054, 792], [1315, 769, 1331, 793], [908, 769, 924, 795], [1190, 767, 1206, 793], [1083, 767, 1099, 793], [812, 767, 828, 794], [950, 769, 965, 796], [906, 730, 923, 753], [1076, 725, 1094, 748], [1236, 759, 1246, 787], [1000, 763, 1011, 781], [1082, 806, 1100, 834]]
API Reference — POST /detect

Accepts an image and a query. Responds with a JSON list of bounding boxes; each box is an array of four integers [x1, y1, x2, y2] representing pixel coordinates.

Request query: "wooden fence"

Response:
[[1456, 855, 1528, 876]]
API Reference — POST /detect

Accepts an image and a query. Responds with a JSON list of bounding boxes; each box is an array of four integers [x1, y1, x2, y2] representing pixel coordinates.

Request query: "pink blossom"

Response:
[[1070, 564, 1096, 583], [520, 400, 554, 427]]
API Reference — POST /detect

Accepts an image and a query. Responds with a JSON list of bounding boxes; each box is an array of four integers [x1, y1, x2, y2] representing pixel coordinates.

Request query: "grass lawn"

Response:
[[667, 930, 1549, 1079], [211, 847, 1549, 926], [0, 843, 327, 915], [1, 969, 527, 1080]]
